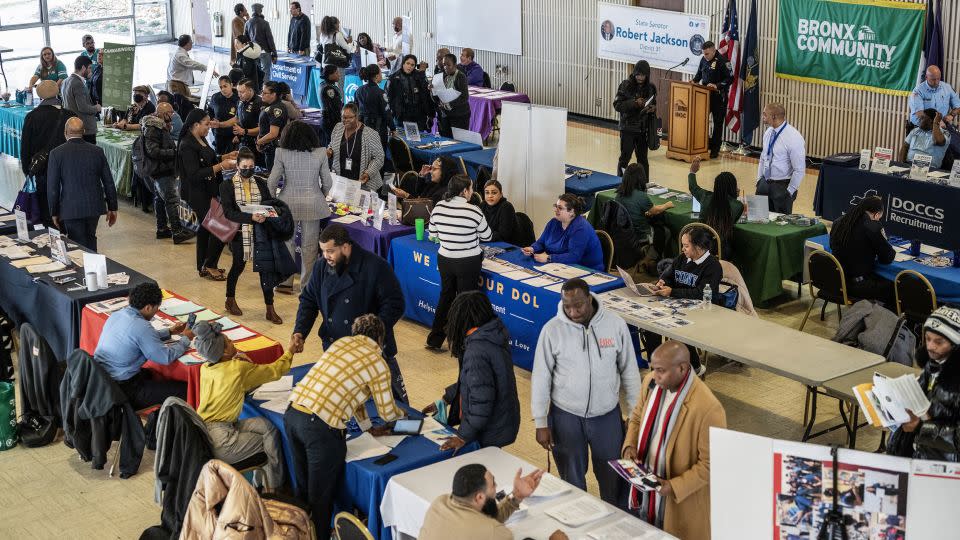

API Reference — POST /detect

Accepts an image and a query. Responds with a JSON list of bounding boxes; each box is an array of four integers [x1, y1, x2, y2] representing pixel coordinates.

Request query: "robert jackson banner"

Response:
[[776, 0, 924, 96], [597, 2, 710, 76]]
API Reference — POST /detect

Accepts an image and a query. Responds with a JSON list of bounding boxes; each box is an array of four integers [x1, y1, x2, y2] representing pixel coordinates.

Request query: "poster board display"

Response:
[[101, 43, 136, 110]]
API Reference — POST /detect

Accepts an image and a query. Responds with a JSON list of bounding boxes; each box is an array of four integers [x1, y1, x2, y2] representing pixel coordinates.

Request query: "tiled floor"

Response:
[[1, 44, 873, 538]]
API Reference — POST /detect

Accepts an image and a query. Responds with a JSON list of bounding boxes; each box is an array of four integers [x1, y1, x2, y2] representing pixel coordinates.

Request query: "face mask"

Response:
[[133, 94, 145, 104], [238, 167, 255, 178]]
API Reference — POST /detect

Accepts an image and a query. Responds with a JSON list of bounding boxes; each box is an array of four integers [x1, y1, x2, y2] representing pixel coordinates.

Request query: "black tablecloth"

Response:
[[0, 208, 16, 236], [0, 231, 156, 361], [814, 163, 960, 250]]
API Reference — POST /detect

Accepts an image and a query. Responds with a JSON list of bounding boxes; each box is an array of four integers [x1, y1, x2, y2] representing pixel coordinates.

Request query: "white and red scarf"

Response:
[[629, 371, 694, 528]]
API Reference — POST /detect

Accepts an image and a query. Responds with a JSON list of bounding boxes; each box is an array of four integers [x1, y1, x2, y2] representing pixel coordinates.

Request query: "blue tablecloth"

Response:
[[401, 133, 482, 165], [240, 363, 478, 540], [305, 73, 388, 109], [271, 54, 316, 104], [806, 233, 960, 304], [814, 163, 960, 250], [454, 148, 621, 207], [0, 102, 32, 159], [387, 236, 625, 370]]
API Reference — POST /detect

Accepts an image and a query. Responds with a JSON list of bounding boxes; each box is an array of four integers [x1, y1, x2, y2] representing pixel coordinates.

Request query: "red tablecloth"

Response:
[[79, 290, 285, 407]]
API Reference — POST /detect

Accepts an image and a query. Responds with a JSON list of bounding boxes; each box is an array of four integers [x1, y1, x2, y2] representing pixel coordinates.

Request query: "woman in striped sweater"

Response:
[[425, 175, 492, 351]]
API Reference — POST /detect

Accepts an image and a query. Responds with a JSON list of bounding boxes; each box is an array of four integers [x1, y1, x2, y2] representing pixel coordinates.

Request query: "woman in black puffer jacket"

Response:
[[888, 306, 960, 462], [422, 291, 520, 450]]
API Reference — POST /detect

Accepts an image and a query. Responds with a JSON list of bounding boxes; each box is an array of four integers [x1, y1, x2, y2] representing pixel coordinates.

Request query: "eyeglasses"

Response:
[[552, 204, 570, 211]]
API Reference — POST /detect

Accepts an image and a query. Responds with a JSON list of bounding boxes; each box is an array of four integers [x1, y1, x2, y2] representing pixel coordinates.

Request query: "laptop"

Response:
[[690, 196, 701, 219], [617, 266, 658, 296]]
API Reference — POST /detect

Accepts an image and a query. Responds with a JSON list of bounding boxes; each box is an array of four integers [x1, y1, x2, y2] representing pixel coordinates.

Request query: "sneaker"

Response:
[[155, 229, 172, 239], [172, 231, 195, 244], [695, 363, 707, 377]]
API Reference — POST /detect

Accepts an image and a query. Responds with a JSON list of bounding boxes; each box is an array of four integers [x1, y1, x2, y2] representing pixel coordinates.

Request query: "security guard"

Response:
[[908, 65, 960, 128], [206, 75, 240, 154], [318, 64, 342, 147], [256, 80, 289, 170], [693, 41, 733, 159], [224, 78, 262, 165]]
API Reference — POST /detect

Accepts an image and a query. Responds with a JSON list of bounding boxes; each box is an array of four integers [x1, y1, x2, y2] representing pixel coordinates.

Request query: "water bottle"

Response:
[[702, 284, 712, 311]]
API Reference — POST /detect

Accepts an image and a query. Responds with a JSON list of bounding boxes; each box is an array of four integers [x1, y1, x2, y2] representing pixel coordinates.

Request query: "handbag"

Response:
[[18, 412, 56, 448], [321, 42, 350, 68], [714, 281, 739, 310], [177, 199, 200, 234], [400, 197, 433, 226], [201, 197, 240, 243], [14, 176, 41, 225]]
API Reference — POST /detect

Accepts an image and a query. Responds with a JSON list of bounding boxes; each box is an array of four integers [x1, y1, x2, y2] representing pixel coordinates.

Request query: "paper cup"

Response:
[[85, 272, 98, 292]]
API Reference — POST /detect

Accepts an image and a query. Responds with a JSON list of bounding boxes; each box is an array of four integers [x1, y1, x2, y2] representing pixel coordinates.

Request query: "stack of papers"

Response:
[[608, 459, 660, 491], [224, 326, 256, 341], [345, 432, 392, 462], [583, 273, 617, 287], [27, 261, 66, 273], [150, 317, 176, 331], [530, 473, 571, 498], [235, 336, 277, 352], [11, 255, 51, 268], [544, 496, 612, 527], [89, 297, 129, 314], [854, 372, 930, 428], [0, 245, 34, 259], [374, 434, 408, 448], [177, 351, 206, 365], [215, 317, 240, 330], [587, 518, 660, 539], [176, 309, 220, 323], [161, 300, 204, 317], [420, 417, 458, 446], [521, 274, 563, 288], [535, 263, 592, 280], [251, 376, 292, 401]]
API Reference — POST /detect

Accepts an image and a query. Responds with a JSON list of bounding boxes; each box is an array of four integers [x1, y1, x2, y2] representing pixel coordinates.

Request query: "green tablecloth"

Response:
[[0, 102, 32, 159], [96, 128, 138, 198], [589, 189, 828, 304]]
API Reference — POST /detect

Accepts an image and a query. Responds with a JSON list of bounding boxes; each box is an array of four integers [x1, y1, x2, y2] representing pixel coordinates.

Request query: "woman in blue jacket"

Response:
[[522, 193, 604, 271], [423, 291, 520, 450]]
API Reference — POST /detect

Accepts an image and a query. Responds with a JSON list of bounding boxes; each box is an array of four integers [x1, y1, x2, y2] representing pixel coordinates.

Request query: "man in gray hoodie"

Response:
[[531, 278, 640, 505]]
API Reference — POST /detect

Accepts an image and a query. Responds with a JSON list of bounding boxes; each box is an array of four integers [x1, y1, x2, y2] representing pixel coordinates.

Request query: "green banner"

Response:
[[101, 42, 136, 110], [776, 0, 924, 96]]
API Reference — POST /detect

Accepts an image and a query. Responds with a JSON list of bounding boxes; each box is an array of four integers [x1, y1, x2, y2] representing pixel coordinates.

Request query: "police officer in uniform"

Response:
[[206, 75, 240, 155], [693, 41, 732, 159], [318, 65, 343, 147], [256, 80, 289, 170], [224, 78, 263, 166], [909, 65, 960, 129]]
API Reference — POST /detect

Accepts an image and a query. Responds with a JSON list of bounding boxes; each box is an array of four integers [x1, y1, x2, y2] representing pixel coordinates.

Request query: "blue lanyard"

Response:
[[765, 123, 788, 179]]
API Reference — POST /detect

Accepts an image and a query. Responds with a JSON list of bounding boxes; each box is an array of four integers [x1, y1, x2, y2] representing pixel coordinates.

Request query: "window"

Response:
[[0, 0, 43, 26], [47, 0, 132, 23], [49, 24, 133, 57]]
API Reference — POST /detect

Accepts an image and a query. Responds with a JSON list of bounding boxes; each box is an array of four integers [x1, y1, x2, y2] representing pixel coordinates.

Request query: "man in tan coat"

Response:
[[231, 3, 249, 63], [622, 341, 726, 539]]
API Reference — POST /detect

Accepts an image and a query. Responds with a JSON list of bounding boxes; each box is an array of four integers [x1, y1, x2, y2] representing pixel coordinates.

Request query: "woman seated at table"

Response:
[[614, 163, 673, 256], [522, 194, 604, 272], [421, 292, 520, 451], [327, 102, 385, 195], [689, 156, 743, 260], [114, 85, 157, 131], [387, 54, 434, 132], [193, 321, 293, 492], [479, 179, 517, 244], [646, 225, 723, 375], [394, 155, 460, 204], [829, 195, 896, 307], [28, 47, 68, 89]]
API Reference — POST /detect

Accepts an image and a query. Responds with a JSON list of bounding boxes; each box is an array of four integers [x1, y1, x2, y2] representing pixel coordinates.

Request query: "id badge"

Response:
[[345, 158, 353, 170]]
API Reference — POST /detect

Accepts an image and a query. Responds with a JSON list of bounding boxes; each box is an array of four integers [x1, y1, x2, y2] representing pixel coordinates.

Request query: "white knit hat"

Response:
[[924, 306, 960, 347]]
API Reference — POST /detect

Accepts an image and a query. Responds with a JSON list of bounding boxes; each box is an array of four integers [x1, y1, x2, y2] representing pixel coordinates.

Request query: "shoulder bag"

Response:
[[400, 198, 433, 226], [201, 197, 240, 243], [322, 42, 350, 68]]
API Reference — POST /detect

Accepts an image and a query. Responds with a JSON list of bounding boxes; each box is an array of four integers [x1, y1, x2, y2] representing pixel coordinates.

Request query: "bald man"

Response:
[[756, 102, 805, 214], [386, 17, 408, 73], [47, 117, 118, 251], [621, 341, 725, 540], [909, 65, 960, 127]]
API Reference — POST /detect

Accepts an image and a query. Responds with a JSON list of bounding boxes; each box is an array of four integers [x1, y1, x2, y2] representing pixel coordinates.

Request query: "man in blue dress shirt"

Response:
[[94, 283, 193, 411], [908, 65, 960, 127], [900, 108, 950, 169]]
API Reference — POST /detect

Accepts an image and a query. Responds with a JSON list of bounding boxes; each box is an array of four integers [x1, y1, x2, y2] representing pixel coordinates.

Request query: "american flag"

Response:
[[718, 0, 742, 132]]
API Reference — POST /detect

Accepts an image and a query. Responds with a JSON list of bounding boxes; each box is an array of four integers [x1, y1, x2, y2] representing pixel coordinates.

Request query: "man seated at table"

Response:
[[420, 463, 567, 540], [621, 341, 726, 539], [889, 306, 960, 462], [899, 108, 950, 169], [193, 320, 292, 491], [457, 48, 485, 87], [284, 314, 402, 539], [94, 283, 192, 430]]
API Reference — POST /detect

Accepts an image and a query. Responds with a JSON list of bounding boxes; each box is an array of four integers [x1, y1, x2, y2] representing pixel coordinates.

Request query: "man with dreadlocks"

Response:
[[829, 194, 896, 307], [622, 341, 726, 539], [422, 291, 520, 451]]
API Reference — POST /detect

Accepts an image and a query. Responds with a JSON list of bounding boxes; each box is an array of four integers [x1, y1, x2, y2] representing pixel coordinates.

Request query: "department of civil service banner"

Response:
[[102, 43, 136, 110], [776, 0, 924, 96], [597, 2, 710, 76]]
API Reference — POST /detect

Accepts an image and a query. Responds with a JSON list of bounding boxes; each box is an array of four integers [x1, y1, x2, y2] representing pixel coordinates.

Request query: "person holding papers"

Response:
[[194, 321, 292, 491], [522, 194, 604, 272], [899, 108, 950, 169], [689, 156, 742, 260], [284, 315, 401, 538], [613, 60, 656, 177], [220, 148, 294, 324], [828, 195, 896, 307], [388, 54, 435, 131], [621, 341, 726, 539], [418, 463, 554, 540], [888, 306, 960, 462], [94, 283, 192, 434], [327, 102, 386, 194], [425, 176, 492, 351], [531, 278, 640, 505], [434, 53, 471, 138]]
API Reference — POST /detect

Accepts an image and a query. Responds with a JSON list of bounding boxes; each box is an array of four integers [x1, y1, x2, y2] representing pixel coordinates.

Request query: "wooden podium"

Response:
[[665, 81, 712, 163]]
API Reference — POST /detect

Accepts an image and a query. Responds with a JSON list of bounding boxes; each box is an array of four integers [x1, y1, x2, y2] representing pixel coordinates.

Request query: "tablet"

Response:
[[392, 418, 423, 435]]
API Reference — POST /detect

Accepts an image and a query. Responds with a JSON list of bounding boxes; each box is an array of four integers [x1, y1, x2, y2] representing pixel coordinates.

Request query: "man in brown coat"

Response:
[[231, 3, 249, 63], [621, 341, 726, 539]]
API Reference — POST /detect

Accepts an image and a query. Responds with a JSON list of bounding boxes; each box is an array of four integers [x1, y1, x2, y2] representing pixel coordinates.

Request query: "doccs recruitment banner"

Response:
[[776, 0, 924, 96], [101, 43, 136, 110], [597, 3, 709, 76]]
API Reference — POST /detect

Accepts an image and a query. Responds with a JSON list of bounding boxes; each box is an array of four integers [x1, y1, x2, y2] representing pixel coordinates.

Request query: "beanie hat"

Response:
[[924, 306, 960, 347], [37, 80, 58, 100], [193, 321, 226, 362]]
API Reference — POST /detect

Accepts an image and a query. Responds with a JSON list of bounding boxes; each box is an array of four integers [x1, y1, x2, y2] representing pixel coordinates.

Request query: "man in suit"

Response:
[[61, 55, 101, 144], [47, 117, 118, 251], [621, 341, 726, 540], [20, 80, 77, 227]]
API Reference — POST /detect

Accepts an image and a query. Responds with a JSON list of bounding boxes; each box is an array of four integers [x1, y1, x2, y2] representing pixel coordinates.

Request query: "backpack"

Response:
[[131, 134, 149, 179]]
